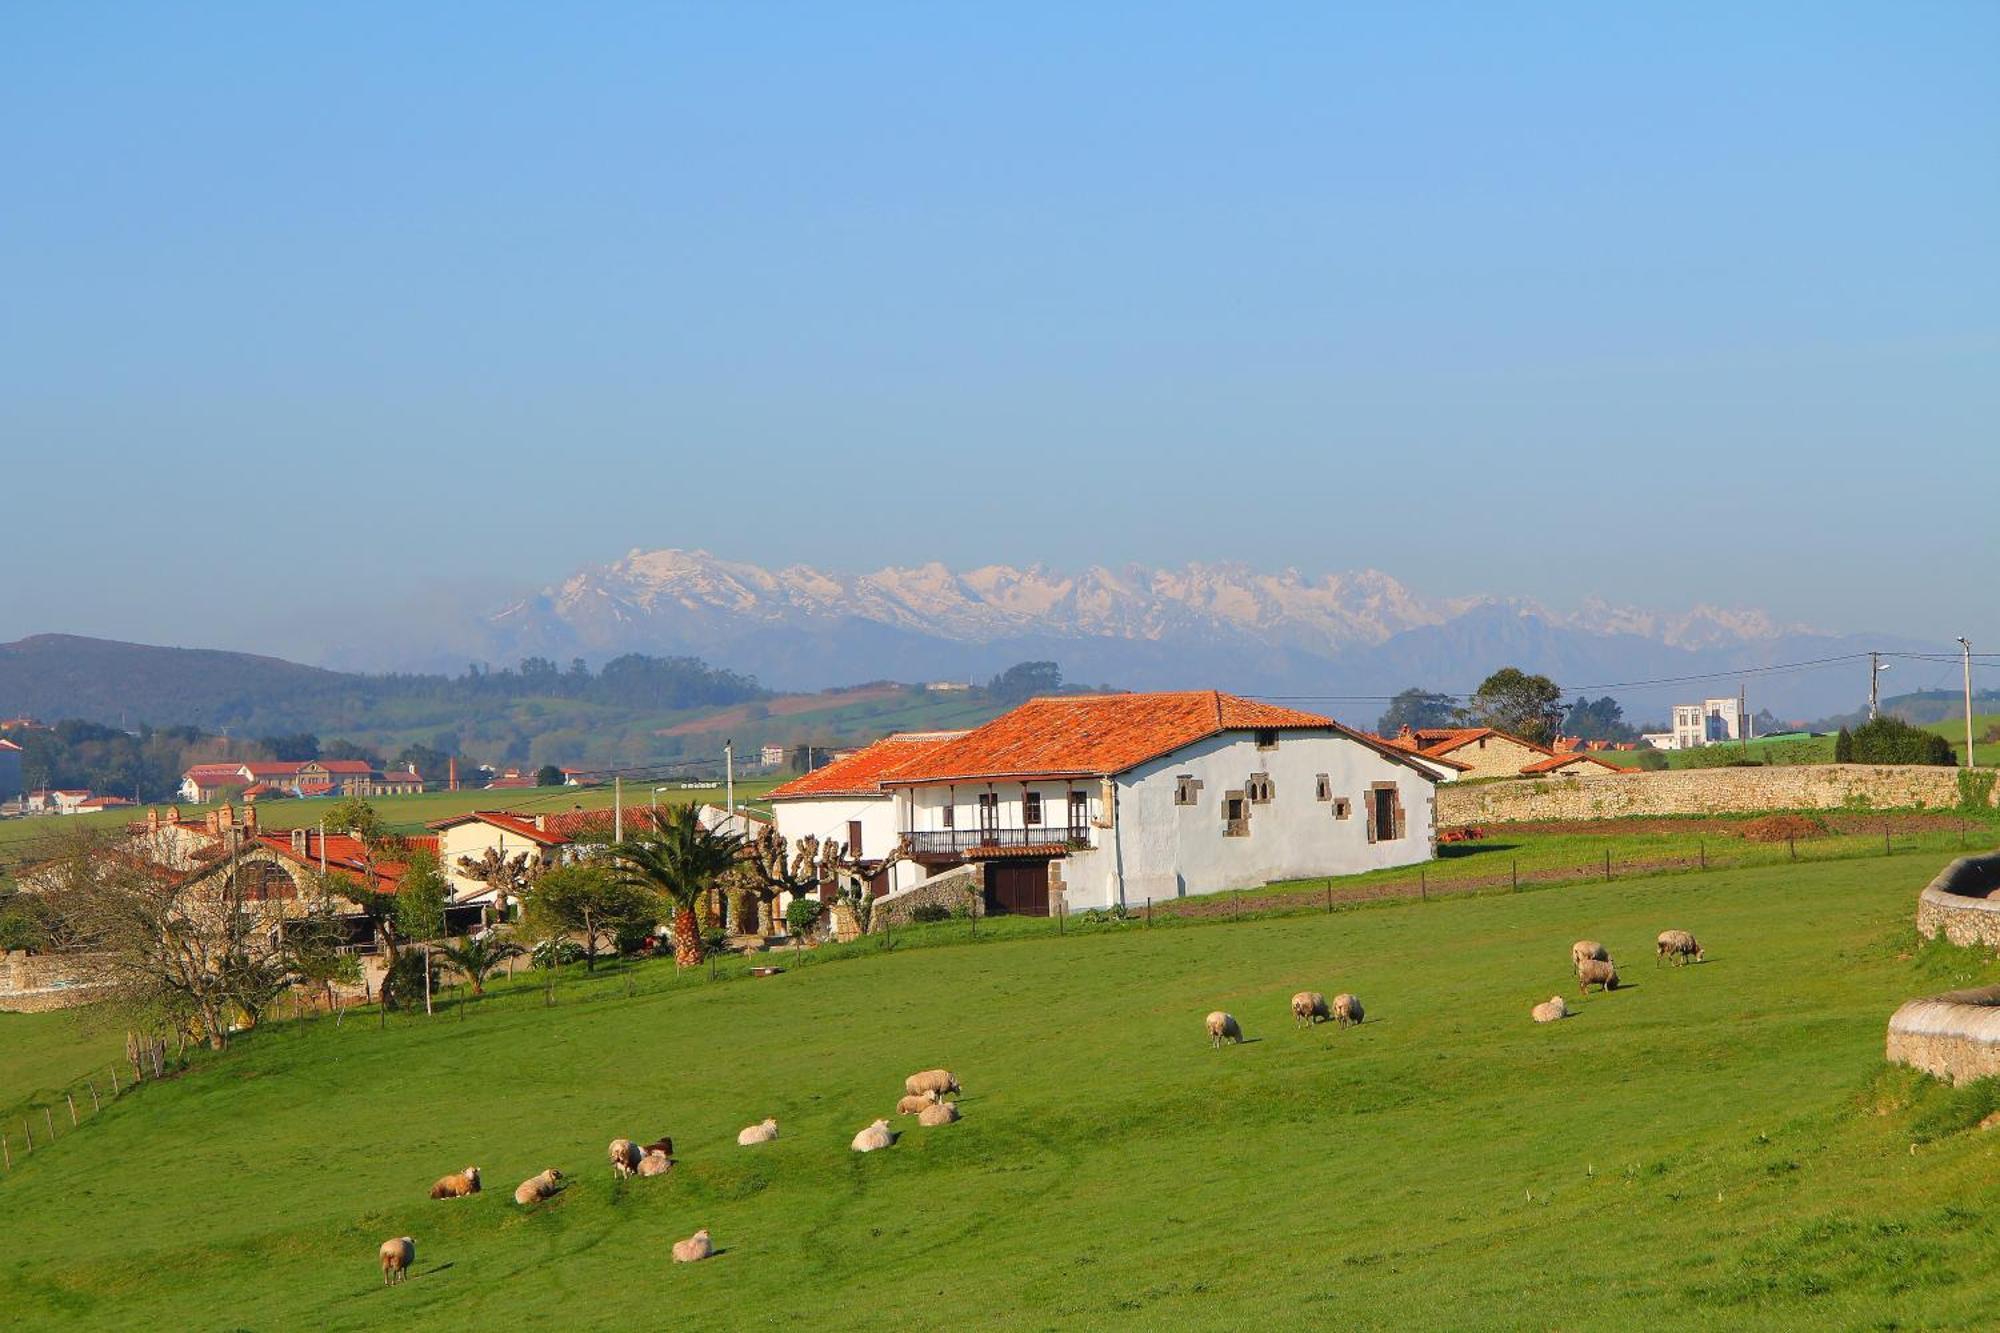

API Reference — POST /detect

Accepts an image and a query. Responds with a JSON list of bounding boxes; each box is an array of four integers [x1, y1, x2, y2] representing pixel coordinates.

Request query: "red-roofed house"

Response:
[[772, 691, 1438, 916], [1373, 725, 1625, 781]]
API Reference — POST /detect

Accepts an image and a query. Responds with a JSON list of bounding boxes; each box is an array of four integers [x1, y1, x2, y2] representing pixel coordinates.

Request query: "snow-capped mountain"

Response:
[[445, 548, 1894, 719]]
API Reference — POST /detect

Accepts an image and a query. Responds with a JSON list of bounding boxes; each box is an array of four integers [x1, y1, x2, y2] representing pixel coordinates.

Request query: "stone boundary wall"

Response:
[[870, 865, 985, 933], [1886, 984, 2000, 1084], [1913, 852, 2000, 949], [0, 950, 115, 1013], [1438, 764, 1984, 825]]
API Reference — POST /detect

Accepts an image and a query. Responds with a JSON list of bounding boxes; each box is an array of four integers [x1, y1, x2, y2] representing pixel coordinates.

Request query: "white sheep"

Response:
[[514, 1168, 564, 1206], [608, 1138, 642, 1179], [428, 1166, 480, 1199], [1291, 991, 1330, 1026], [896, 1091, 939, 1115], [737, 1117, 779, 1145], [851, 1118, 895, 1152], [1572, 940, 1608, 970], [1576, 958, 1620, 995], [1531, 995, 1570, 1023], [1206, 1011, 1243, 1048], [918, 1100, 961, 1127], [379, 1236, 414, 1285], [637, 1150, 673, 1177], [672, 1228, 713, 1263], [904, 1069, 961, 1100], [1333, 993, 1364, 1029], [1656, 930, 1703, 966]]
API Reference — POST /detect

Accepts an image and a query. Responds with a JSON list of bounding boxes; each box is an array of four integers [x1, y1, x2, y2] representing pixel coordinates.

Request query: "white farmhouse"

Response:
[[770, 693, 1437, 916]]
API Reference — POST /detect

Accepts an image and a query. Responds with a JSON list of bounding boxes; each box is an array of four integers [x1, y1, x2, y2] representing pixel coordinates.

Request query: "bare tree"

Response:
[[455, 847, 542, 923], [736, 824, 899, 937]]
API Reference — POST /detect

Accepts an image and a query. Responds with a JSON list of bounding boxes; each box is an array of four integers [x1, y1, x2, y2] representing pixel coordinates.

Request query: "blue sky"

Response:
[[1, 2, 1994, 661]]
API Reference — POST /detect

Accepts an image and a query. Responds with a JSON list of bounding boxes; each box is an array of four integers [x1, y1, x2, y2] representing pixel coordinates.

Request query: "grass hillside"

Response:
[[5, 850, 2000, 1328]]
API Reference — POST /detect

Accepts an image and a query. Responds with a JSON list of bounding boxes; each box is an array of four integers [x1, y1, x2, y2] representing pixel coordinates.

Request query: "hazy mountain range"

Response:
[[365, 548, 1922, 721]]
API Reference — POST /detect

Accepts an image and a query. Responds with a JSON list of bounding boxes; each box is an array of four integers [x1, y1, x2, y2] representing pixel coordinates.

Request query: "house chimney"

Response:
[[167, 804, 181, 823], [242, 804, 258, 832], [218, 801, 235, 832], [291, 827, 308, 856], [146, 808, 160, 833], [534, 814, 546, 832], [204, 811, 220, 834]]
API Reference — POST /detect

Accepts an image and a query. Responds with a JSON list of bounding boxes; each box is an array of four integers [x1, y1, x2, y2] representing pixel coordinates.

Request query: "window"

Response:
[[941, 803, 954, 829], [1174, 775, 1202, 806], [1068, 790, 1089, 836], [1364, 783, 1404, 843], [847, 820, 863, 857], [1315, 773, 1332, 802], [1255, 728, 1279, 750], [1023, 791, 1043, 826], [1223, 791, 1250, 836], [1332, 797, 1351, 820], [1247, 773, 1275, 804]]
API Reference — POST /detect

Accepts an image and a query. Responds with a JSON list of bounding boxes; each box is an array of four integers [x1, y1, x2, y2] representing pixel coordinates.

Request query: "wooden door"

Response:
[[986, 860, 1050, 917]]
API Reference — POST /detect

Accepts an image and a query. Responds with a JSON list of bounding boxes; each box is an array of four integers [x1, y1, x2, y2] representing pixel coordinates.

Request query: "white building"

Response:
[[1670, 697, 1750, 749], [769, 693, 1438, 916], [759, 744, 787, 768]]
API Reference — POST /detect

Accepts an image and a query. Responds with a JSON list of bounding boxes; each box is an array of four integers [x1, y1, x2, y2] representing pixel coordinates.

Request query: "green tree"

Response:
[[607, 803, 745, 967], [280, 903, 360, 1011], [534, 763, 564, 788], [395, 847, 450, 943], [1468, 668, 1566, 744], [323, 796, 386, 843], [523, 864, 659, 971], [987, 660, 1063, 704], [1848, 716, 1954, 766], [1377, 688, 1461, 735], [1834, 727, 1855, 762], [1561, 695, 1636, 743], [437, 933, 525, 995]]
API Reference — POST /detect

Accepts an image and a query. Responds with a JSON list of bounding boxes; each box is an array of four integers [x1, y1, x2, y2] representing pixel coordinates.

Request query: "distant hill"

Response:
[[0, 635, 349, 729]]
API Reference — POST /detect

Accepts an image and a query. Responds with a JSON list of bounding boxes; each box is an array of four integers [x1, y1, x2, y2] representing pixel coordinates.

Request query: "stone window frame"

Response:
[[1222, 790, 1250, 836], [1174, 775, 1203, 807], [1247, 772, 1275, 804], [1364, 782, 1406, 844], [1315, 773, 1332, 802], [1332, 797, 1351, 820]]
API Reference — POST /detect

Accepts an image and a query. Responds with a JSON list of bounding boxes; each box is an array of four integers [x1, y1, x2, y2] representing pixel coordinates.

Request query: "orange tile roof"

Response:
[[427, 810, 569, 845], [1521, 752, 1630, 775], [884, 692, 1340, 784], [768, 732, 968, 799]]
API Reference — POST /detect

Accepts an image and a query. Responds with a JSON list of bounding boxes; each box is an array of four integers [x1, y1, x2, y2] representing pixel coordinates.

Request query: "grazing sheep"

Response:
[[641, 1136, 675, 1159], [672, 1228, 713, 1263], [918, 1099, 960, 1127], [1531, 995, 1570, 1023], [904, 1069, 961, 1100], [1206, 1011, 1243, 1048], [379, 1236, 414, 1285], [737, 1117, 780, 1145], [428, 1166, 481, 1200], [637, 1150, 673, 1177], [1572, 940, 1609, 970], [1656, 930, 1704, 966], [1291, 991, 1330, 1026], [1576, 958, 1620, 995], [513, 1168, 564, 1206], [851, 1118, 895, 1152], [896, 1091, 940, 1115], [609, 1138, 642, 1179], [1332, 993, 1364, 1029]]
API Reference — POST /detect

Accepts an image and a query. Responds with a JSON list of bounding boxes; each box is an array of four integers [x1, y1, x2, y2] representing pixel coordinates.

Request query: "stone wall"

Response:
[[1886, 985, 2000, 1084], [869, 865, 985, 933], [1913, 852, 2000, 949], [0, 951, 115, 1013], [1438, 764, 1984, 825]]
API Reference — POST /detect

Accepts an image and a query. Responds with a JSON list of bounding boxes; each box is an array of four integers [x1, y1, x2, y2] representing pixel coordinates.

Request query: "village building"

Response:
[[1375, 725, 1630, 780]]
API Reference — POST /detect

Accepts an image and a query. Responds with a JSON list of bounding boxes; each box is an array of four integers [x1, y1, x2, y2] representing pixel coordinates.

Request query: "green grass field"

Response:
[[5, 844, 2000, 1329]]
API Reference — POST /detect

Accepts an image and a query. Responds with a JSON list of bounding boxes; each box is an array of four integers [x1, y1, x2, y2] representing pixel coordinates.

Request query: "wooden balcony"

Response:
[[903, 828, 1090, 860]]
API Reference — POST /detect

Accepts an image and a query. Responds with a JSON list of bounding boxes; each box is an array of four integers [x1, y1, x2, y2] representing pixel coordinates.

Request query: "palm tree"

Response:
[[608, 803, 744, 967], [438, 933, 526, 996]]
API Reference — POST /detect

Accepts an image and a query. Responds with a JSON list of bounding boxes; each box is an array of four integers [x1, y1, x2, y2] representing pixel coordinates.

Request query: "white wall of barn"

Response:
[[1059, 729, 1436, 910]]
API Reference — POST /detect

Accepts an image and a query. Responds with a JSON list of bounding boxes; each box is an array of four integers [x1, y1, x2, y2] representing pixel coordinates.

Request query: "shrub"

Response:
[[381, 949, 441, 1010], [1849, 717, 1955, 766], [1959, 769, 1997, 813], [530, 936, 585, 969], [785, 896, 824, 937], [909, 903, 951, 924], [612, 920, 656, 955], [1835, 727, 1854, 763]]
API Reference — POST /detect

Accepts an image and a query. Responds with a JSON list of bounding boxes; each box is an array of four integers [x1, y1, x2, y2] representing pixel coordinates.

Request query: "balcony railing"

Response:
[[903, 827, 1091, 856]]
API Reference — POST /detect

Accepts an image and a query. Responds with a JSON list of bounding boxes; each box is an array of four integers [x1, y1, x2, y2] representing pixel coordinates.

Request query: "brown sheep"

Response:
[[641, 1136, 675, 1159], [1333, 993, 1364, 1028], [637, 1150, 673, 1177], [1576, 958, 1620, 995], [1205, 1011, 1243, 1048], [1572, 940, 1608, 970], [608, 1139, 642, 1179], [904, 1069, 961, 1100], [513, 1168, 565, 1206], [896, 1091, 940, 1115], [1291, 991, 1330, 1026], [1656, 930, 1703, 966], [672, 1228, 713, 1263], [379, 1236, 414, 1285], [737, 1117, 780, 1145], [918, 1099, 961, 1127], [428, 1166, 481, 1199], [1531, 995, 1570, 1023]]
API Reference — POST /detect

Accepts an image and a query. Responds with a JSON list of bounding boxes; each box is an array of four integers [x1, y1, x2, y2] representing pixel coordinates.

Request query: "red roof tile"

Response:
[[1521, 752, 1630, 775], [884, 692, 1339, 784], [426, 811, 569, 845], [767, 732, 967, 799], [311, 760, 376, 775]]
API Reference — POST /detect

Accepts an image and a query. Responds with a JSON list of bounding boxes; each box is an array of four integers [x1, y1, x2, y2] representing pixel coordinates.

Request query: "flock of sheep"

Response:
[[1202, 928, 1705, 1046], [376, 1067, 965, 1286]]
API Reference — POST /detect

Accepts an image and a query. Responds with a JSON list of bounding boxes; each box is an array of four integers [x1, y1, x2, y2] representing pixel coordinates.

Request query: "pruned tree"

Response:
[[454, 847, 542, 923], [735, 823, 901, 939]]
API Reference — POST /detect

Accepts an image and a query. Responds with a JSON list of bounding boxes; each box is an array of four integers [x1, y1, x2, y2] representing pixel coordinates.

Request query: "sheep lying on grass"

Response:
[[641, 1136, 674, 1159], [379, 1236, 414, 1285], [1576, 959, 1620, 995], [1206, 1011, 1243, 1047], [1333, 993, 1364, 1029], [1531, 996, 1570, 1023], [737, 1117, 779, 1145], [905, 1069, 961, 1100], [1291, 991, 1330, 1026], [513, 1168, 565, 1206], [896, 1091, 939, 1115], [918, 1100, 961, 1127], [852, 1119, 895, 1152], [1656, 930, 1704, 966], [609, 1139, 642, 1179], [428, 1166, 480, 1199], [672, 1228, 713, 1263], [1572, 940, 1608, 969], [637, 1151, 673, 1177]]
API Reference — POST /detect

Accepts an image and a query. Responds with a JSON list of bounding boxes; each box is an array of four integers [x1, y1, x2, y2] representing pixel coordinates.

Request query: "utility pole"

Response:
[[614, 775, 623, 843], [1958, 638, 1975, 769], [725, 739, 735, 814], [1739, 683, 1748, 757], [1868, 653, 1889, 720]]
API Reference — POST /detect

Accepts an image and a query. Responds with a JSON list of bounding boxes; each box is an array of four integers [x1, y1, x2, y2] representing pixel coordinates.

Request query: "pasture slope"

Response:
[[5, 854, 2000, 1329]]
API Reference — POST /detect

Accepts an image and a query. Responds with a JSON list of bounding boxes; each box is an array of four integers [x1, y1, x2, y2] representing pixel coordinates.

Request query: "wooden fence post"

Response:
[[1699, 841, 1706, 871], [1145, 897, 1152, 927], [1512, 860, 1519, 893], [1326, 884, 1334, 914], [1604, 850, 1611, 882], [2, 1131, 9, 1170], [1419, 866, 1426, 900], [109, 1066, 119, 1096], [87, 1081, 100, 1114], [24, 1118, 33, 1152], [44, 1106, 56, 1142], [66, 1093, 77, 1128]]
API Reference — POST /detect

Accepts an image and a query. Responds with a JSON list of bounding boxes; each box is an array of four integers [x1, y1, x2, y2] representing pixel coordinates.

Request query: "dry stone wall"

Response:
[[1439, 764, 1983, 825], [0, 951, 114, 1013], [869, 865, 984, 933], [1913, 852, 2000, 949], [1886, 985, 2000, 1084]]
